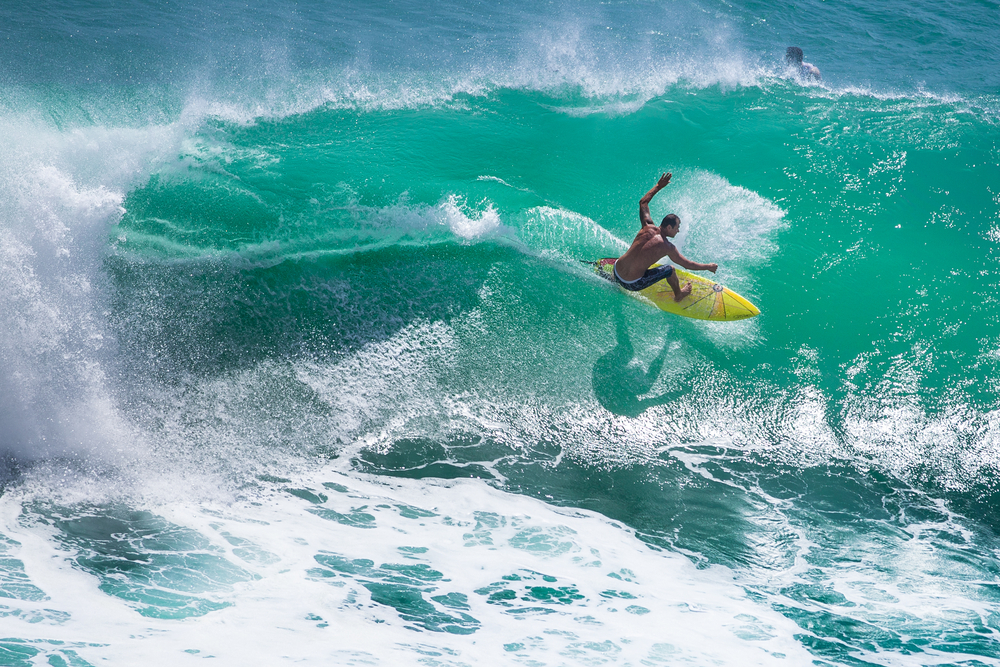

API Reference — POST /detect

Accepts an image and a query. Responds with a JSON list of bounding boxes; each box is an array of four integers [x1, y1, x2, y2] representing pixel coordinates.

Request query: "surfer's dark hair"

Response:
[[785, 47, 804, 64], [661, 214, 680, 228]]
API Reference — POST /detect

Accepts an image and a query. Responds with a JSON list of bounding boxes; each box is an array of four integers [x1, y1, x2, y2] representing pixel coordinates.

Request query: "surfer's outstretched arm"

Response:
[[639, 172, 671, 227], [665, 243, 718, 273]]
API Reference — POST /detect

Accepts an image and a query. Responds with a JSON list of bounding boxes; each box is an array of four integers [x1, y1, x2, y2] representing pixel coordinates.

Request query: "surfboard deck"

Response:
[[593, 258, 760, 321]]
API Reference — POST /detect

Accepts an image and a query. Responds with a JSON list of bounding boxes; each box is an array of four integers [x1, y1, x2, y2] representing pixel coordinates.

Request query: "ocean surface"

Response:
[[2, 0, 1000, 664]]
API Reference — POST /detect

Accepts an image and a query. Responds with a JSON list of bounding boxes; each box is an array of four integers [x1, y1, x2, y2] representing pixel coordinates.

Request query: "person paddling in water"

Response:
[[613, 173, 718, 302]]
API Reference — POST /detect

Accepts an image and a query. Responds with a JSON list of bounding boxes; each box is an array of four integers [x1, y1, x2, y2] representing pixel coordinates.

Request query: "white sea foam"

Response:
[[440, 195, 505, 240], [664, 170, 786, 271], [0, 468, 819, 666], [5, 447, 999, 666], [0, 115, 187, 461], [841, 383, 1000, 490]]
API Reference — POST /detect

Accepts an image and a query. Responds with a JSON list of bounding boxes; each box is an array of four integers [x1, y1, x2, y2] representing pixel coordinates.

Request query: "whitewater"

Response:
[[2, 0, 1000, 664]]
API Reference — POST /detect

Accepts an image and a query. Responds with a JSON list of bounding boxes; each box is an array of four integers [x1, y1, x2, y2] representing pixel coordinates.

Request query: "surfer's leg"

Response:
[[634, 265, 673, 290], [617, 264, 689, 296], [657, 266, 691, 301]]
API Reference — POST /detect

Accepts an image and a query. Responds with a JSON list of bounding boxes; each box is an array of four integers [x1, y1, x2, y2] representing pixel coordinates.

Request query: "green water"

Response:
[[114, 84, 1000, 427], [4, 1, 1000, 658], [100, 84, 1000, 571]]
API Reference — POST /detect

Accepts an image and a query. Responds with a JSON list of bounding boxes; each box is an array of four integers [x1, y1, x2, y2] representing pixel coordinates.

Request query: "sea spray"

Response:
[[3, 0, 1000, 664]]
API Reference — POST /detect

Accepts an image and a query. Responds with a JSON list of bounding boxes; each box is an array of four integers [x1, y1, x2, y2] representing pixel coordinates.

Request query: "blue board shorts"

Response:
[[613, 262, 674, 292]]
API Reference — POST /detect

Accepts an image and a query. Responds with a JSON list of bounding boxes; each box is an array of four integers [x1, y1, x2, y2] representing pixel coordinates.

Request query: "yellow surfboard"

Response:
[[594, 258, 760, 321]]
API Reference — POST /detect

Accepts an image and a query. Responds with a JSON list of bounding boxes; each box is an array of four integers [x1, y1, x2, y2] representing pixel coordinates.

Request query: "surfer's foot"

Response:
[[673, 283, 692, 302]]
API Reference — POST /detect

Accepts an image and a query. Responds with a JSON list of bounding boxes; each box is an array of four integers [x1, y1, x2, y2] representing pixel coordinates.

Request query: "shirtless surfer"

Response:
[[612, 173, 718, 302], [785, 46, 821, 81]]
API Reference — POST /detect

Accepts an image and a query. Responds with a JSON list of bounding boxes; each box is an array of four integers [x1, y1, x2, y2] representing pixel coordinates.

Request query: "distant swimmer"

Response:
[[612, 173, 718, 302], [786, 46, 822, 81]]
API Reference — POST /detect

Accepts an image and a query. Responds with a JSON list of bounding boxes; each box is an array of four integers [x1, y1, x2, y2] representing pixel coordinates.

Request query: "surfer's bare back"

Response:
[[612, 173, 718, 301]]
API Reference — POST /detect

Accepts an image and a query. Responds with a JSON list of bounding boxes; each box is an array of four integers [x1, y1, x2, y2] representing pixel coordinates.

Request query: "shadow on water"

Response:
[[591, 313, 686, 417]]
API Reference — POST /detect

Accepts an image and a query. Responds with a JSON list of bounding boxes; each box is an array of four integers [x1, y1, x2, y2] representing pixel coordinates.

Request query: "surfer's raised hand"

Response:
[[640, 173, 673, 223], [706, 263, 718, 273]]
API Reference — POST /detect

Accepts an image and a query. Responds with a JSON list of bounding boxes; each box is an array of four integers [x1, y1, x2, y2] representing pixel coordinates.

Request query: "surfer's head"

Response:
[[660, 214, 680, 237], [785, 46, 804, 65]]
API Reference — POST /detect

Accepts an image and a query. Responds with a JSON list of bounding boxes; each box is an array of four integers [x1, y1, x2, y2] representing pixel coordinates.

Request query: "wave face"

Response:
[[3, 0, 1000, 664]]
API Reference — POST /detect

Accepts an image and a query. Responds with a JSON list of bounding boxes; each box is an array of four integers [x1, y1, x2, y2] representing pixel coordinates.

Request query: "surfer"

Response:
[[612, 173, 718, 302], [785, 46, 821, 81]]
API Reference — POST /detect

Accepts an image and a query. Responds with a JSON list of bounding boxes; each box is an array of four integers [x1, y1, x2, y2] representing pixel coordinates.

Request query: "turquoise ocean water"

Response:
[[2, 0, 1000, 664]]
